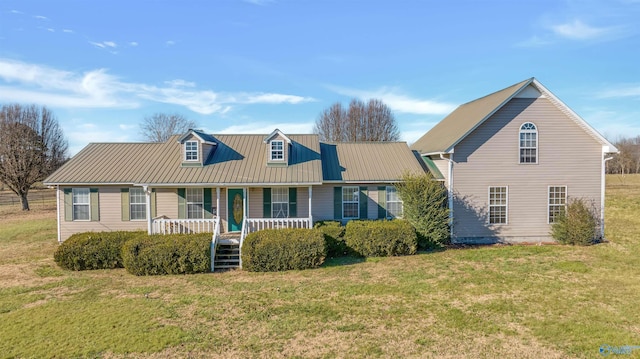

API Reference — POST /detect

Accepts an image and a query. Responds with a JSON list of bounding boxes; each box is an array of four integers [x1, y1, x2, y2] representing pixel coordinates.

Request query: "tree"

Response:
[[314, 99, 400, 142], [139, 113, 197, 142], [0, 104, 68, 211], [394, 172, 450, 248]]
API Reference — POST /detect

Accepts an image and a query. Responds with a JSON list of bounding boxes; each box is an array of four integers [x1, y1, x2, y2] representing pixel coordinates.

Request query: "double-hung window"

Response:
[[548, 186, 567, 223], [129, 187, 146, 220], [488, 186, 508, 224], [386, 186, 403, 218], [186, 188, 204, 219], [272, 187, 289, 218], [185, 141, 199, 161], [519, 122, 537, 164], [342, 186, 359, 219], [72, 188, 90, 220], [270, 140, 284, 161]]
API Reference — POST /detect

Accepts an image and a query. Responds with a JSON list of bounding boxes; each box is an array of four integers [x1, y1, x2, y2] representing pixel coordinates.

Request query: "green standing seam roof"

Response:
[[421, 156, 444, 180]]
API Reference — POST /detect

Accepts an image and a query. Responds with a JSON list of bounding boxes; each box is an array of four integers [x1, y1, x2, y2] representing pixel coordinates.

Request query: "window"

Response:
[[488, 186, 508, 224], [72, 188, 90, 220], [342, 186, 359, 219], [185, 141, 199, 161], [386, 186, 403, 218], [272, 187, 289, 218], [519, 122, 537, 164], [548, 186, 567, 223], [186, 188, 204, 219], [129, 187, 146, 220], [270, 140, 284, 161]]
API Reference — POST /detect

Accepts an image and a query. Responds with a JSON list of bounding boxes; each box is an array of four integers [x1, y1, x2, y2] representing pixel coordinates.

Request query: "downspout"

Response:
[[601, 155, 613, 239], [56, 185, 61, 243], [439, 152, 454, 240], [144, 185, 152, 235]]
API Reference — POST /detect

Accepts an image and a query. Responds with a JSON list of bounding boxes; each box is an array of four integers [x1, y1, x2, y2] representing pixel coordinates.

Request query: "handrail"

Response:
[[245, 217, 312, 232], [152, 218, 216, 235], [239, 217, 249, 269], [210, 216, 221, 272]]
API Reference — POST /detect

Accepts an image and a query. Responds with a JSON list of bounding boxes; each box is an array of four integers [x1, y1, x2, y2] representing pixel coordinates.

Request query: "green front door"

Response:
[[227, 189, 244, 232]]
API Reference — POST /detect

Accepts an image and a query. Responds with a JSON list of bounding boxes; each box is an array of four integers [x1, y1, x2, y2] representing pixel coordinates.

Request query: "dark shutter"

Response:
[[359, 186, 368, 219], [204, 188, 213, 219], [178, 188, 186, 219], [333, 187, 342, 220], [263, 188, 272, 218], [90, 188, 99, 221], [64, 188, 72, 221], [289, 187, 297, 218], [121, 188, 130, 221], [151, 189, 157, 218], [378, 186, 386, 219]]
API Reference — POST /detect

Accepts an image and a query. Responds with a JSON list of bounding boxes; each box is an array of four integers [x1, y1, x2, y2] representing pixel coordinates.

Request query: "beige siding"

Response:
[[368, 187, 378, 219], [156, 188, 177, 218], [247, 187, 310, 219], [452, 97, 602, 243], [432, 158, 450, 186], [312, 185, 336, 221]]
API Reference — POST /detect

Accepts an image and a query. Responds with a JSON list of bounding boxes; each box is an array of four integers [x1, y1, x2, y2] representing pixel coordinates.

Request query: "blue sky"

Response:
[[1, 0, 639, 155]]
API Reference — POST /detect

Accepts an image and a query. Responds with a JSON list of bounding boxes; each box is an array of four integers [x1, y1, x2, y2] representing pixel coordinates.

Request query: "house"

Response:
[[411, 78, 618, 243], [44, 128, 424, 268]]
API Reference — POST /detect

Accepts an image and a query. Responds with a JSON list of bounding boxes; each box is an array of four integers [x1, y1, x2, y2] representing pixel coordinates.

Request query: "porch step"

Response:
[[213, 243, 240, 271]]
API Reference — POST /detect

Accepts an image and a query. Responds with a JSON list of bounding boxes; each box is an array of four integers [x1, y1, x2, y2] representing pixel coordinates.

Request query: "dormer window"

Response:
[[185, 141, 199, 161], [270, 140, 284, 161]]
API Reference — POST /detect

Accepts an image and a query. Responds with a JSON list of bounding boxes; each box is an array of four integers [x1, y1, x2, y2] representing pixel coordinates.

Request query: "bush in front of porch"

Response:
[[242, 228, 326, 272], [122, 233, 211, 275], [313, 221, 347, 257], [54, 231, 145, 271], [344, 219, 417, 257]]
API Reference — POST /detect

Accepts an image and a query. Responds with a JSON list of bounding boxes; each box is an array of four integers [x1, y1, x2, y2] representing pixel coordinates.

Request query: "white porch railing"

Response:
[[245, 218, 312, 232], [152, 217, 218, 235]]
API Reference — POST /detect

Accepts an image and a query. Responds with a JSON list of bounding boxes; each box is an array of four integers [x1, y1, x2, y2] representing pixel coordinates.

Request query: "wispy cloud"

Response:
[[90, 41, 117, 49], [10, 10, 24, 14], [550, 19, 615, 40], [243, 0, 275, 5], [129, 41, 138, 47], [218, 121, 313, 135], [34, 15, 48, 20], [62, 29, 74, 33], [0, 59, 314, 115], [518, 17, 629, 47], [166, 40, 176, 46], [597, 84, 640, 98], [328, 85, 456, 115]]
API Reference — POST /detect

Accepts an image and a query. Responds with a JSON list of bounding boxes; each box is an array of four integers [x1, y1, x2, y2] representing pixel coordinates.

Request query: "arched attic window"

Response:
[[519, 122, 538, 164]]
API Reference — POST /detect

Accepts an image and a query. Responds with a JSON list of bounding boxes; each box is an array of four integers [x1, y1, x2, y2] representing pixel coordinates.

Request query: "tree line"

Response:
[[607, 135, 640, 175]]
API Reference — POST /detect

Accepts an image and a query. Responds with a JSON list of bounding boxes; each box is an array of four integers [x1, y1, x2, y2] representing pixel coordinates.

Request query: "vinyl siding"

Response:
[[452, 97, 602, 243], [156, 188, 177, 218], [431, 158, 450, 186], [312, 185, 335, 221], [367, 187, 378, 219], [248, 187, 310, 218]]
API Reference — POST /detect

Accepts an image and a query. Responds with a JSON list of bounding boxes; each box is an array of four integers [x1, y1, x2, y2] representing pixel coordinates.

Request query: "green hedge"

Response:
[[344, 220, 417, 257], [122, 233, 212, 275], [551, 197, 599, 245], [242, 228, 326, 272], [54, 231, 144, 271], [314, 221, 347, 257]]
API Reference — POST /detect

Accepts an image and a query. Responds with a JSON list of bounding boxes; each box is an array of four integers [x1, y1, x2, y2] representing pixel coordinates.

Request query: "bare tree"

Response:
[[314, 99, 400, 142], [607, 135, 640, 177], [139, 113, 197, 142], [0, 104, 68, 211]]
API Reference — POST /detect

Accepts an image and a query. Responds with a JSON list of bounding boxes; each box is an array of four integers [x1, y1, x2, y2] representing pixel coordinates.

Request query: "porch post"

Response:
[[144, 185, 152, 235], [216, 187, 220, 219], [308, 186, 313, 226]]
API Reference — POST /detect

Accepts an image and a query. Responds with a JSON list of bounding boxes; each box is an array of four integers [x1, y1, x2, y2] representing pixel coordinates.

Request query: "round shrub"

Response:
[[344, 220, 417, 257], [122, 233, 212, 275], [54, 231, 144, 271], [551, 198, 599, 245], [242, 228, 326, 272], [314, 221, 347, 257]]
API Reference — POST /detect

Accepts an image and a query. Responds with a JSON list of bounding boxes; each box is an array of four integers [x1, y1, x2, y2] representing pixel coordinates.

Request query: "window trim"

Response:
[[519, 122, 538, 164], [271, 187, 289, 218], [186, 187, 204, 219], [488, 186, 508, 225], [270, 140, 284, 161], [185, 141, 199, 162], [548, 185, 567, 224], [386, 186, 403, 219], [129, 187, 147, 221], [72, 188, 90, 221], [342, 186, 359, 219]]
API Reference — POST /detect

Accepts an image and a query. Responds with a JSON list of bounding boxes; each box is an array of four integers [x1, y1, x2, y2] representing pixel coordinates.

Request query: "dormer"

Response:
[[177, 129, 217, 167], [263, 129, 292, 167]]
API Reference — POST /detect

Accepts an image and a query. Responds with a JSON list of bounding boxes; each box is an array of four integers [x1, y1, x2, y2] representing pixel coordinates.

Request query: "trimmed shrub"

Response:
[[242, 228, 326, 272], [54, 231, 143, 271], [551, 198, 599, 245], [314, 221, 347, 257], [344, 220, 417, 257], [122, 233, 211, 275]]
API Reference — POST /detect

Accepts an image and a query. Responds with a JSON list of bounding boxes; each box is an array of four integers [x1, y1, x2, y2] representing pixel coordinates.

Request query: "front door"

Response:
[[227, 188, 244, 232]]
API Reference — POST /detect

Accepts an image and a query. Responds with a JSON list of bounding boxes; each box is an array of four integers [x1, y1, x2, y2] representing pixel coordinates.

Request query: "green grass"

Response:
[[1, 175, 640, 358]]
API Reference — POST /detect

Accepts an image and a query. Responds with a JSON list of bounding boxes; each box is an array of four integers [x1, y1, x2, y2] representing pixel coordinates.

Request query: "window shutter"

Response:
[[64, 188, 72, 221], [121, 188, 130, 221], [333, 187, 342, 220], [178, 188, 186, 219], [359, 186, 368, 219], [263, 188, 272, 218], [90, 188, 99, 221], [151, 189, 157, 218], [289, 187, 297, 218], [378, 186, 386, 219], [204, 188, 213, 219]]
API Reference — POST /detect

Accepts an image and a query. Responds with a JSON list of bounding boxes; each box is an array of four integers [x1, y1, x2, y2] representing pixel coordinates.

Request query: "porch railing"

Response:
[[152, 217, 218, 235], [245, 217, 312, 232]]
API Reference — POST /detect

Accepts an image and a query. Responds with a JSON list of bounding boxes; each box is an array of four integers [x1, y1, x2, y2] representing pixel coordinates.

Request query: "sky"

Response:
[[1, 0, 639, 156]]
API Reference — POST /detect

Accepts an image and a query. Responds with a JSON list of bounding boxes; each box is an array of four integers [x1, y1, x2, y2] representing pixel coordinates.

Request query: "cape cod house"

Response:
[[411, 78, 618, 243], [44, 77, 617, 268]]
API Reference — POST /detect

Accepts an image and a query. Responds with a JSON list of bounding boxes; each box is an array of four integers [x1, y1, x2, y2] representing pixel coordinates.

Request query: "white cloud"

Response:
[[218, 122, 313, 134], [129, 41, 138, 47], [119, 124, 137, 131], [0, 59, 314, 115], [34, 15, 48, 20], [550, 20, 613, 40], [10, 10, 24, 14], [243, 0, 275, 5], [166, 40, 176, 46], [597, 84, 640, 98], [328, 85, 456, 115], [47, 28, 55, 32], [62, 29, 74, 33], [103, 41, 117, 48]]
